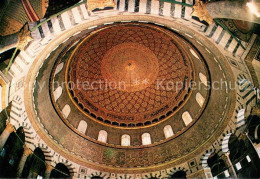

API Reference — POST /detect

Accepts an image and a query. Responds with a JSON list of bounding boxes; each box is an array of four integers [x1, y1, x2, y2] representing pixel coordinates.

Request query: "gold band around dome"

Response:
[[48, 22, 211, 150]]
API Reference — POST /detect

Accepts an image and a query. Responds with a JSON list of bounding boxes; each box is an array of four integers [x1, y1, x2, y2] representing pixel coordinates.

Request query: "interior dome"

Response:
[[25, 17, 236, 173], [1, 0, 259, 178], [66, 23, 194, 126]]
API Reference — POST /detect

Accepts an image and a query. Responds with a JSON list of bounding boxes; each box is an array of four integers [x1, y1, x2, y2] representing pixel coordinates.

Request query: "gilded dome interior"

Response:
[[0, 0, 259, 178]]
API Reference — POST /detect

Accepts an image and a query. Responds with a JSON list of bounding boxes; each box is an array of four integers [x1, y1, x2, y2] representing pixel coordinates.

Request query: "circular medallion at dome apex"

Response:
[[66, 23, 194, 125], [101, 42, 159, 92]]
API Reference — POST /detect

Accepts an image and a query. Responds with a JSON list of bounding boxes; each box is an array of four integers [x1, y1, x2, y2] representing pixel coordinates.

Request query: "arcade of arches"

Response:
[[0, 0, 260, 178]]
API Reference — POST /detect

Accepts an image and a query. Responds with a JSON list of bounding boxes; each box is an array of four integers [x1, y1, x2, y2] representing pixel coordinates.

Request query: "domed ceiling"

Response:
[[67, 23, 194, 127], [26, 19, 235, 173]]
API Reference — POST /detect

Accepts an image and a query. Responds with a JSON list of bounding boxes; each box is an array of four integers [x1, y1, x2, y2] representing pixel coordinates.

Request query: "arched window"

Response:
[[98, 130, 107, 143], [199, 73, 208, 86], [53, 86, 62, 101], [62, 104, 71, 119], [182, 111, 193, 126], [91, 176, 103, 179], [121, 134, 130, 146], [54, 62, 64, 75], [142, 133, 151, 145], [164, 125, 174, 139], [190, 48, 199, 59], [207, 153, 227, 177], [247, 115, 260, 143], [22, 148, 46, 178], [170, 170, 187, 178], [77, 120, 87, 134], [50, 163, 70, 178], [1, 127, 25, 177], [196, 92, 205, 107]]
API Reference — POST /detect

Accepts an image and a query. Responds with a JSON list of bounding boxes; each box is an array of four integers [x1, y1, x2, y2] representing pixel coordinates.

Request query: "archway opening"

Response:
[[0, 127, 25, 177], [21, 147, 46, 178], [207, 153, 227, 177], [50, 163, 71, 178], [91, 176, 103, 179], [169, 170, 187, 178], [247, 115, 260, 143], [228, 134, 259, 178]]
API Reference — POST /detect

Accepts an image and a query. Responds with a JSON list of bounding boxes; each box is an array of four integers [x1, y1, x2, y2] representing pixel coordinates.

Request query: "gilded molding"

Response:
[[87, 0, 116, 12]]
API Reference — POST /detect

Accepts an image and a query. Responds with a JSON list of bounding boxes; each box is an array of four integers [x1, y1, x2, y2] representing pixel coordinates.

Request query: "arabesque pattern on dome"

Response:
[[3, 0, 253, 174], [67, 23, 193, 125]]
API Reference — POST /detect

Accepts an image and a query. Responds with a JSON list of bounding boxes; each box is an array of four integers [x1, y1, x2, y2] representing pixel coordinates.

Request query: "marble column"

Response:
[[221, 152, 238, 178], [17, 146, 33, 177], [44, 164, 53, 179], [0, 121, 15, 151]]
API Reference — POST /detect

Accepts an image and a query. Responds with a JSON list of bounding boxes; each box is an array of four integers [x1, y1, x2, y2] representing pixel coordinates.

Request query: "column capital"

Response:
[[17, 24, 33, 50], [192, 0, 213, 24], [5, 121, 15, 133], [45, 164, 53, 172], [252, 105, 260, 116], [23, 146, 33, 156], [224, 151, 230, 157], [222, 152, 238, 178]]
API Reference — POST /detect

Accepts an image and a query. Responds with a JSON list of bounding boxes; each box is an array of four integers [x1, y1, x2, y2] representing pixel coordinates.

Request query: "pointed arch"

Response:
[[207, 152, 227, 177], [22, 147, 46, 178], [0, 127, 25, 177]]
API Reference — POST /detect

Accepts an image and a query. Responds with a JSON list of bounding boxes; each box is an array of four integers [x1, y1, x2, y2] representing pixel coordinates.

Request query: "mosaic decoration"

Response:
[[67, 23, 193, 126]]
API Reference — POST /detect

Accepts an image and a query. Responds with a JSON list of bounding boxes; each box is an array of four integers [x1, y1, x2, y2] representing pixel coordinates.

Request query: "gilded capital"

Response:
[[45, 164, 53, 172], [5, 121, 15, 133], [23, 146, 33, 156], [191, 0, 213, 24], [252, 105, 260, 116], [224, 151, 230, 157], [87, 0, 116, 12], [17, 24, 33, 50]]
